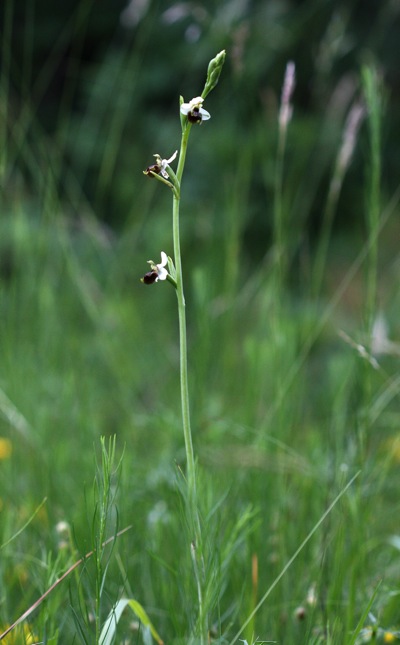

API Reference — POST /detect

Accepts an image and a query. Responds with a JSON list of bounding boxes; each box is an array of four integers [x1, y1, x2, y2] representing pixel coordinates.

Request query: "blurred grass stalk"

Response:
[[274, 60, 296, 291], [362, 66, 382, 344], [0, 0, 12, 181], [92, 436, 120, 642], [353, 65, 383, 461], [312, 101, 365, 299]]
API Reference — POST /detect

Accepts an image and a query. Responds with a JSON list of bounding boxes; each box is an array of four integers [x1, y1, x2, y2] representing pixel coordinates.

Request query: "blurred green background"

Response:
[[4, 0, 400, 230]]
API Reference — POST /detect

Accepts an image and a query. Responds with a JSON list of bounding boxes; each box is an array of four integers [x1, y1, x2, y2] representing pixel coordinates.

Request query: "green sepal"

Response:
[[167, 255, 177, 288], [179, 95, 186, 132]]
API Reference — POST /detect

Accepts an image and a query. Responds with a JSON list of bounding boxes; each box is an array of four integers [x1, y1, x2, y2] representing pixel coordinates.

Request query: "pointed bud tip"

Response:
[[202, 50, 226, 99]]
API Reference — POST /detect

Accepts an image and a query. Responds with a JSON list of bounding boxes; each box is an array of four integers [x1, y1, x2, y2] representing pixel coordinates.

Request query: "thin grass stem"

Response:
[[353, 66, 382, 458], [274, 61, 295, 289], [312, 103, 365, 299], [0, 527, 131, 641], [228, 471, 360, 645], [362, 66, 382, 342]]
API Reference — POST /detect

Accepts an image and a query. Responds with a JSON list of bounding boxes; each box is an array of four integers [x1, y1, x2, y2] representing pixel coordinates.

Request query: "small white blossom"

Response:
[[55, 521, 70, 535], [151, 251, 169, 281], [159, 150, 178, 178], [145, 151, 177, 179], [142, 252, 171, 285], [180, 96, 211, 122]]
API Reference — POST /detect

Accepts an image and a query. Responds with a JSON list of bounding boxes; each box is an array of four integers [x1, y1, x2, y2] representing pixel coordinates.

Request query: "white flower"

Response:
[[154, 251, 169, 280], [55, 521, 70, 535], [180, 96, 211, 122], [159, 150, 178, 178], [145, 251, 168, 282], [142, 252, 171, 285], [145, 151, 177, 179]]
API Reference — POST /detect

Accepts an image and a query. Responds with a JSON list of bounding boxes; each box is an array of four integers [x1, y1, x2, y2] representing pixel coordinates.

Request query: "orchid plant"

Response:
[[141, 50, 226, 645]]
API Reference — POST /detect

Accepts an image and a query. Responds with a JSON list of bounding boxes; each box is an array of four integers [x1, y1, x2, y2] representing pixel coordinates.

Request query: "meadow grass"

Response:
[[1, 4, 400, 644]]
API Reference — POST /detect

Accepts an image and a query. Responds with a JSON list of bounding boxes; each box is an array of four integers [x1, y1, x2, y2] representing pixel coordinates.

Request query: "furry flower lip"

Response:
[[141, 251, 169, 284], [180, 96, 211, 123], [145, 151, 178, 178]]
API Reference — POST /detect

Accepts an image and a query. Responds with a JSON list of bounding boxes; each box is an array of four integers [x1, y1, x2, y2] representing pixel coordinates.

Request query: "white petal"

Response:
[[166, 150, 178, 164], [189, 96, 204, 109], [159, 251, 168, 267], [180, 104, 190, 115], [155, 252, 169, 281], [156, 267, 168, 281], [159, 150, 177, 178], [199, 107, 211, 120]]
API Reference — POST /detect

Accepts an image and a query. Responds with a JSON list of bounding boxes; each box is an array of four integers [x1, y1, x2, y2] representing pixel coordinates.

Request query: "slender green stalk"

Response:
[[173, 122, 207, 644], [171, 76, 225, 642], [143, 52, 225, 645], [173, 124, 197, 499]]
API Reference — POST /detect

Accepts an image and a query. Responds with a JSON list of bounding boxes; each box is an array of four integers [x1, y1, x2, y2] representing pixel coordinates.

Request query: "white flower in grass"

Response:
[[142, 251, 169, 284], [180, 96, 211, 123]]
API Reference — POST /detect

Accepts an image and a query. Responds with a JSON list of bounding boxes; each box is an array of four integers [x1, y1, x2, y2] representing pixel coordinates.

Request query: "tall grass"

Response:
[[1, 2, 400, 644]]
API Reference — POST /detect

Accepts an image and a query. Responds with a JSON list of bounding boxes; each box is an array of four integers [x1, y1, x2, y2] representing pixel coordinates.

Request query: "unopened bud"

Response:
[[202, 50, 226, 99]]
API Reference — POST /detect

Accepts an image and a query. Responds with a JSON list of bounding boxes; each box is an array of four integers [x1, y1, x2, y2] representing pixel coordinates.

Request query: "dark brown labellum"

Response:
[[142, 270, 158, 284], [188, 107, 202, 123], [145, 164, 161, 176]]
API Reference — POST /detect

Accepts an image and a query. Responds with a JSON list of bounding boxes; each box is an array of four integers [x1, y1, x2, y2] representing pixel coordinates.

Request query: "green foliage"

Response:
[[100, 598, 164, 645]]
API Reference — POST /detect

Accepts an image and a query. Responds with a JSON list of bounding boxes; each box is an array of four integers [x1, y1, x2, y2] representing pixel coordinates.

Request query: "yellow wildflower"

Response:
[[385, 435, 400, 463], [0, 623, 37, 644], [0, 438, 12, 460]]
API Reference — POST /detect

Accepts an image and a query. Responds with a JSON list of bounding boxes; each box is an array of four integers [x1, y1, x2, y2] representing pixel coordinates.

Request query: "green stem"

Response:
[[173, 122, 207, 644], [173, 124, 196, 498], [173, 193, 196, 495]]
